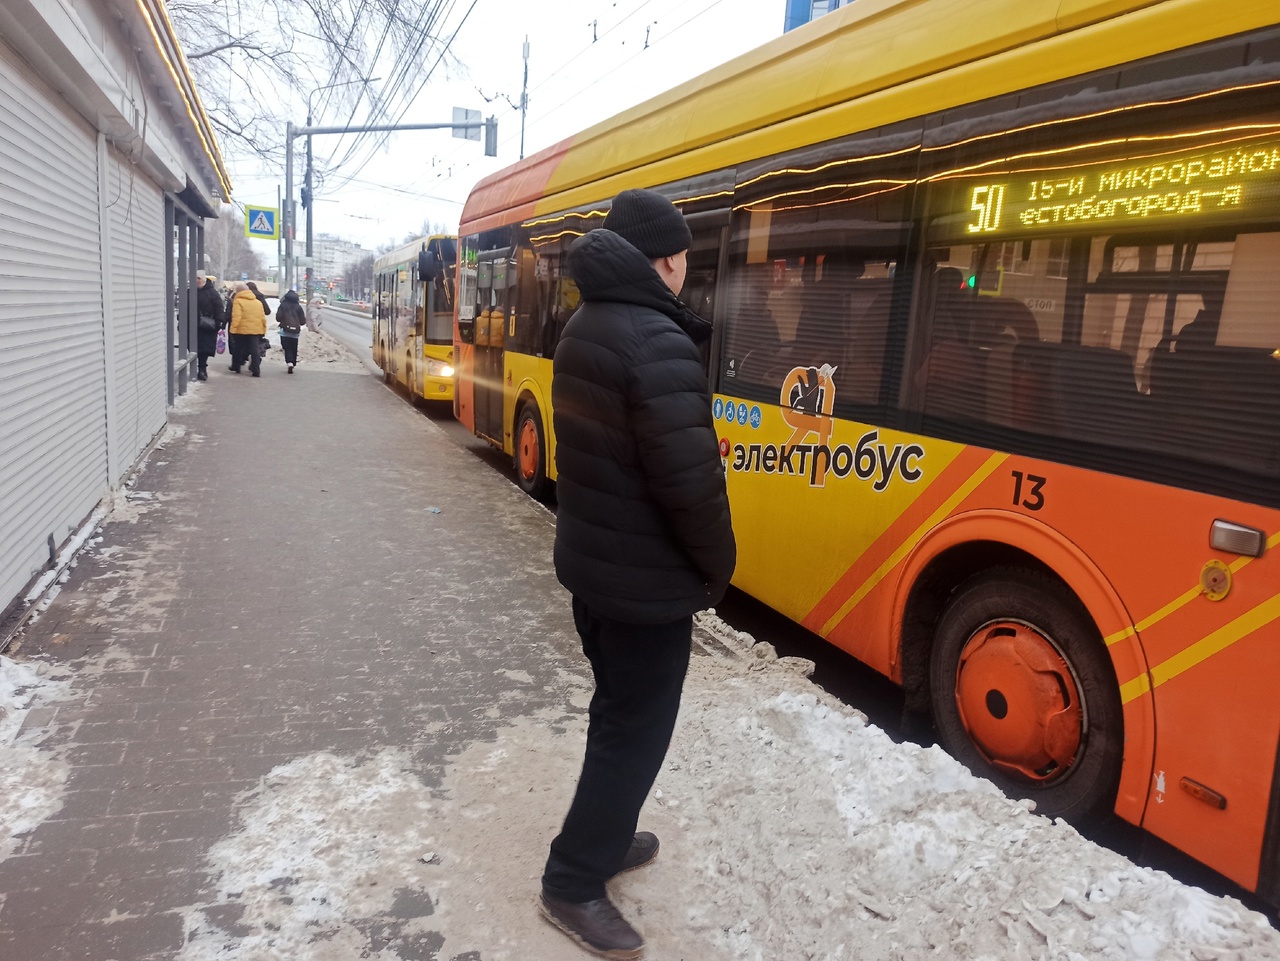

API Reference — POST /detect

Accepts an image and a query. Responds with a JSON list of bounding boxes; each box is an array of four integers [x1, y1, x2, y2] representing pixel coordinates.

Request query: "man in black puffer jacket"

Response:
[[539, 189, 736, 959]]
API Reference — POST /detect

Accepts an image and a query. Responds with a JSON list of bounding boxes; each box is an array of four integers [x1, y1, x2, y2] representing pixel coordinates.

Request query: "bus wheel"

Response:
[[929, 567, 1123, 823], [515, 404, 549, 501]]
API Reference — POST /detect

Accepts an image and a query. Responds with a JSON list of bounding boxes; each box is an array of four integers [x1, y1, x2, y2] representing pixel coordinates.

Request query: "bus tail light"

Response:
[[1210, 519, 1266, 557]]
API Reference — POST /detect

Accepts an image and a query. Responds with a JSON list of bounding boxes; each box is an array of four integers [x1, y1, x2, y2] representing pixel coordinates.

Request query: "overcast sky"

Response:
[[233, 0, 785, 259]]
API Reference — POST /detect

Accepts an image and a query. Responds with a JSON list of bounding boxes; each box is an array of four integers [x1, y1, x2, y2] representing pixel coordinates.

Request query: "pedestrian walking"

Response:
[[276, 289, 305, 373], [306, 294, 325, 331], [195, 270, 223, 381], [539, 188, 736, 960], [224, 282, 267, 377], [245, 280, 272, 317]]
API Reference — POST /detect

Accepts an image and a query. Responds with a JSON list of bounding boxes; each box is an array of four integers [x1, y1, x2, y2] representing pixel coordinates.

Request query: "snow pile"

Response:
[[178, 750, 441, 961], [262, 319, 367, 372], [0, 656, 72, 860], [174, 649, 1280, 961]]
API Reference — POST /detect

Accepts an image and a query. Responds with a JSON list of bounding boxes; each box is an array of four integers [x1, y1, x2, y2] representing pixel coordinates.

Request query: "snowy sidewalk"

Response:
[[1, 328, 1278, 960]]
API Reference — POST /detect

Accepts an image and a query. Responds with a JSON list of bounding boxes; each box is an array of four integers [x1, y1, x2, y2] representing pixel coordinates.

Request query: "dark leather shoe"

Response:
[[538, 892, 644, 959], [613, 832, 659, 876]]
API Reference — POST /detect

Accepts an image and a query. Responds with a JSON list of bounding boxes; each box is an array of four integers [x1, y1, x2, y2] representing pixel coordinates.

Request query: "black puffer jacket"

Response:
[[196, 282, 224, 355], [552, 228, 736, 624], [276, 290, 305, 332]]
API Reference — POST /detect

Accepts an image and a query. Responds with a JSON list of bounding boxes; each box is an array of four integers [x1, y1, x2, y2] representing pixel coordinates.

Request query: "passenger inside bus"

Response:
[[918, 262, 1043, 428], [916, 266, 988, 422], [734, 249, 901, 407], [793, 250, 865, 364]]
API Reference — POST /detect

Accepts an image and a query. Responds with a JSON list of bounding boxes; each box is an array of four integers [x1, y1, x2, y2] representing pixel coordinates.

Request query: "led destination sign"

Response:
[[954, 139, 1280, 238]]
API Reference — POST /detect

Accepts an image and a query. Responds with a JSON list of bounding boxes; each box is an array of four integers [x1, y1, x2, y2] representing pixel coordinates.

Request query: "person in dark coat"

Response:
[[538, 188, 736, 959], [195, 271, 223, 381], [275, 289, 306, 373], [245, 280, 272, 317]]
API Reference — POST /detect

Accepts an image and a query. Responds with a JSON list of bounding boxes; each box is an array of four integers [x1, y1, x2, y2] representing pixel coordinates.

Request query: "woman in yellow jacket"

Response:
[[224, 282, 268, 376]]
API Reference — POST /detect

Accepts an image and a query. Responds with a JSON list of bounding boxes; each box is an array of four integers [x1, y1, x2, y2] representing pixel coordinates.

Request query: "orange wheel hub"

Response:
[[518, 419, 540, 483], [953, 621, 1083, 783]]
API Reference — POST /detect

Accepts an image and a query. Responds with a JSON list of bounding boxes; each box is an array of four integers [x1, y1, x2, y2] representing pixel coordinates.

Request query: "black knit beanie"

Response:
[[603, 189, 692, 259]]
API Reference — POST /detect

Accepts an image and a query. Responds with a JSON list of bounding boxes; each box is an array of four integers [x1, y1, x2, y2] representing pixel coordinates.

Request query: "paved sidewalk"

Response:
[[0, 342, 593, 959]]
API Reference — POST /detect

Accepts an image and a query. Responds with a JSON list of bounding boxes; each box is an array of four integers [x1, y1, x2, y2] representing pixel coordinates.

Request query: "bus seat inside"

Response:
[[1150, 344, 1280, 474], [919, 340, 989, 422], [841, 288, 894, 406], [1050, 344, 1142, 444]]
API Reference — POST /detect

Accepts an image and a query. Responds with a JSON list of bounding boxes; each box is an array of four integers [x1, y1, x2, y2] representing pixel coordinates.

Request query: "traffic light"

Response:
[[484, 116, 497, 157], [300, 186, 311, 209]]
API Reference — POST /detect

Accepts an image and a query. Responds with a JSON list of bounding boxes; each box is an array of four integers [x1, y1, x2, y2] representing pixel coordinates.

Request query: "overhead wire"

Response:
[[531, 0, 732, 133], [337, 0, 463, 166], [428, 0, 732, 194], [327, 0, 639, 191], [310, 0, 444, 190], [324, 0, 456, 166], [321, 0, 479, 191], [322, 0, 440, 166], [317, 0, 739, 243]]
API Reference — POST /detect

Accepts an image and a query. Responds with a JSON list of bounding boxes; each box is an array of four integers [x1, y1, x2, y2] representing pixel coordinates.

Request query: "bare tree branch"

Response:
[[185, 38, 268, 60], [170, 0, 453, 177]]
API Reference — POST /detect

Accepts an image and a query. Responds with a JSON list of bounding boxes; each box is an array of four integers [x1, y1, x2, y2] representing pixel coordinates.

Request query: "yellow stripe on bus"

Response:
[[1105, 530, 1280, 647], [818, 452, 1008, 636], [1121, 592, 1280, 705], [1119, 671, 1152, 704]]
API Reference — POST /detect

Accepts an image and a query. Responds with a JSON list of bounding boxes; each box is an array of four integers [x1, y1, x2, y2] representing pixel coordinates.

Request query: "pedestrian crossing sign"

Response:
[[244, 205, 279, 240]]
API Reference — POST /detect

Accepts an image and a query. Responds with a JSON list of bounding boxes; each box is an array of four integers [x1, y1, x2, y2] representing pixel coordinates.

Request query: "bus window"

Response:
[[395, 262, 414, 347], [458, 245, 477, 344], [917, 221, 1280, 486], [513, 226, 572, 360], [719, 131, 918, 413], [718, 124, 919, 412], [425, 237, 457, 344], [511, 205, 603, 362]]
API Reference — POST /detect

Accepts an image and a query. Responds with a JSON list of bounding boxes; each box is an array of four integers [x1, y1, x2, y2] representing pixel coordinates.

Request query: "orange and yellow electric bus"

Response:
[[373, 235, 457, 403], [455, 1, 1280, 904]]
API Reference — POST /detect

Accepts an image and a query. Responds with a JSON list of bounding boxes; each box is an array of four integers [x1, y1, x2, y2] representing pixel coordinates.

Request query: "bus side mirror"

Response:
[[419, 249, 439, 283]]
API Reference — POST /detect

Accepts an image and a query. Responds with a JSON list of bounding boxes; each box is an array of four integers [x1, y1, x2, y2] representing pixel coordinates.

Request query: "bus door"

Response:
[[407, 270, 425, 397], [372, 272, 388, 370], [472, 248, 512, 443]]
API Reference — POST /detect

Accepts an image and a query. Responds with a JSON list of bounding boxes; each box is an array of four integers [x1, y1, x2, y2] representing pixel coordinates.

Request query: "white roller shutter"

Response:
[[105, 148, 166, 478], [0, 45, 108, 611]]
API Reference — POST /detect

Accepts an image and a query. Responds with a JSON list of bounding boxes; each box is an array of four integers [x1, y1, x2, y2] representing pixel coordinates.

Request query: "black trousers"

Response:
[[280, 335, 299, 365], [228, 333, 260, 374], [542, 596, 692, 902]]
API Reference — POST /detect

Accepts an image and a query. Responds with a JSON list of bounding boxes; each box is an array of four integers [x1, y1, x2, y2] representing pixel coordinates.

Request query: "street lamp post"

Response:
[[304, 77, 378, 302]]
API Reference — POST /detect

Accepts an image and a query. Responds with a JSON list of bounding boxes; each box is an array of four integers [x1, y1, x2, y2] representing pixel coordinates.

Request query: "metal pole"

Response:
[[520, 37, 529, 161], [276, 184, 282, 286], [306, 114, 314, 306], [284, 121, 294, 293]]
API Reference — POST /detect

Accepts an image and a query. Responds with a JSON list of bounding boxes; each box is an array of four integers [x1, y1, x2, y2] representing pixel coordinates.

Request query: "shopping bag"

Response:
[[215, 328, 227, 355]]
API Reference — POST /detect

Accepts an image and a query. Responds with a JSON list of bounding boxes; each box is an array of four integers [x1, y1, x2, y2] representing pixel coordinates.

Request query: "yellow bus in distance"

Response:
[[373, 235, 457, 403]]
